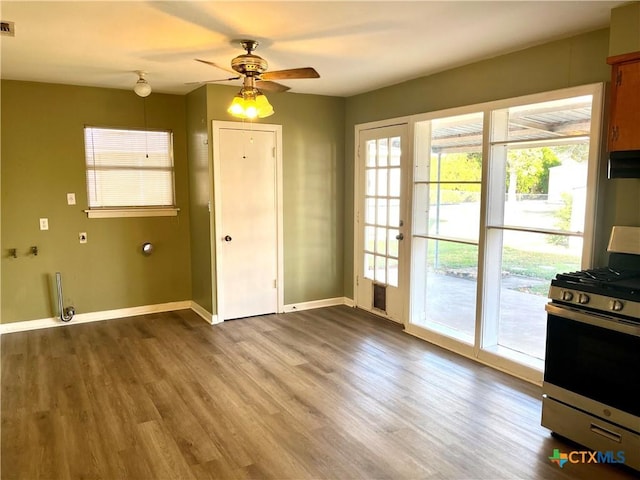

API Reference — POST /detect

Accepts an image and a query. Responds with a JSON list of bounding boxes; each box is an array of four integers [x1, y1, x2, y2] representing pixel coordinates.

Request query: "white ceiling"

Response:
[[0, 1, 626, 98]]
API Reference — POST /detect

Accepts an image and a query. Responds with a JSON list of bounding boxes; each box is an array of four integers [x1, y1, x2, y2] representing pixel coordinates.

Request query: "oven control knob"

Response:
[[577, 293, 590, 304], [561, 290, 574, 301], [609, 300, 624, 312]]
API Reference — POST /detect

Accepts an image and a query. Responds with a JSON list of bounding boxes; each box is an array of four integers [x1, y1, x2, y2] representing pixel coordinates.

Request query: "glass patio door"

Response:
[[355, 124, 408, 323]]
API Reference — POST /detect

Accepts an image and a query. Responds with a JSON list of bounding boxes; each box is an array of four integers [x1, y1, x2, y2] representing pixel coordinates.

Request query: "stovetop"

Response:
[[548, 229, 640, 320], [556, 267, 640, 284], [551, 268, 640, 303]]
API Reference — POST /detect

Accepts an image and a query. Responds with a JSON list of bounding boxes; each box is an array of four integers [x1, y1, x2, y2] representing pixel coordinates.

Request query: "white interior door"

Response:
[[213, 123, 282, 320], [355, 124, 409, 323]]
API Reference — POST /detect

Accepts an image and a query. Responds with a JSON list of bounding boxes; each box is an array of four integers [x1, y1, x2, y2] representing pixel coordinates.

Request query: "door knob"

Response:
[[396, 233, 404, 240], [224, 235, 232, 242]]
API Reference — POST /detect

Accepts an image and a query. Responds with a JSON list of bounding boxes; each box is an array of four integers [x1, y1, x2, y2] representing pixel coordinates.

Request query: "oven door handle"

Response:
[[546, 303, 640, 337], [590, 423, 622, 443]]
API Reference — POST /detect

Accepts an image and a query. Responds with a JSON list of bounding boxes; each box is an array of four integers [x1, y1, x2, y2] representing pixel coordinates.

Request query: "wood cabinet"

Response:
[[607, 51, 640, 152]]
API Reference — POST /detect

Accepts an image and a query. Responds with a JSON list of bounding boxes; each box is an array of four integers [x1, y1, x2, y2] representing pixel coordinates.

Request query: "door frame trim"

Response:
[[211, 121, 284, 320], [353, 118, 411, 324]]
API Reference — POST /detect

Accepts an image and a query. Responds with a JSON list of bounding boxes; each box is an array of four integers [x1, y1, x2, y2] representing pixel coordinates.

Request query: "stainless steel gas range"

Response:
[[542, 226, 640, 472]]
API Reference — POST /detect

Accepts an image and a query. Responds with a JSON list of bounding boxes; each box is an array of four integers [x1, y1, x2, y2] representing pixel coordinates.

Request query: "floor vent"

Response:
[[1, 21, 15, 36]]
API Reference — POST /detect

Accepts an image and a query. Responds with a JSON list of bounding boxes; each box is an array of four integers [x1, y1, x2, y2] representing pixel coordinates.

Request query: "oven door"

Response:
[[544, 303, 640, 427]]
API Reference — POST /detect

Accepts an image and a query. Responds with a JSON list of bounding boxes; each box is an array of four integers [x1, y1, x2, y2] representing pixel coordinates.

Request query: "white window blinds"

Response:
[[84, 127, 175, 208]]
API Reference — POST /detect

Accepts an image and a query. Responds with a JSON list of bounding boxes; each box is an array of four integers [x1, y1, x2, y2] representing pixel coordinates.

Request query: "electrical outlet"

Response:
[[67, 193, 76, 205], [39, 218, 49, 230], [79, 232, 87, 244]]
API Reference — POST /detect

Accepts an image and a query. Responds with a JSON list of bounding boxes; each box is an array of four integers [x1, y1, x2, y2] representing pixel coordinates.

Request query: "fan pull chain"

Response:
[[241, 121, 248, 159]]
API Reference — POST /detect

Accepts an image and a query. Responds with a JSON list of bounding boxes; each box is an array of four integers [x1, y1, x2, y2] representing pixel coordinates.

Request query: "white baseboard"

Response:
[[283, 296, 353, 313], [0, 300, 191, 335], [190, 301, 220, 325], [1, 297, 355, 334]]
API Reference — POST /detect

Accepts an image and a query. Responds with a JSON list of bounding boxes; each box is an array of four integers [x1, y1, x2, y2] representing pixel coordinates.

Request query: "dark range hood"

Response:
[[609, 150, 640, 178]]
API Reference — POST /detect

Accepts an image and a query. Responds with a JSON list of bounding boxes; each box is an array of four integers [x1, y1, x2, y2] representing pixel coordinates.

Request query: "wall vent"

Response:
[[1, 21, 15, 36]]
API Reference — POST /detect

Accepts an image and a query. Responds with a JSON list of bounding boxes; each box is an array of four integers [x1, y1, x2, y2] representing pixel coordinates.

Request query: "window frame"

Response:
[[406, 83, 605, 383], [83, 125, 179, 218]]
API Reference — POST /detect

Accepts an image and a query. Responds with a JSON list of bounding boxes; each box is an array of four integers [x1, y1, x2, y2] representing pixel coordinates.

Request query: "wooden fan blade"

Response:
[[185, 77, 241, 85], [195, 58, 237, 75], [256, 80, 290, 93], [261, 67, 320, 80]]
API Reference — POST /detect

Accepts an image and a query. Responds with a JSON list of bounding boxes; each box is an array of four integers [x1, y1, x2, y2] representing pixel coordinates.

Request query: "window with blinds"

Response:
[[84, 127, 175, 213]]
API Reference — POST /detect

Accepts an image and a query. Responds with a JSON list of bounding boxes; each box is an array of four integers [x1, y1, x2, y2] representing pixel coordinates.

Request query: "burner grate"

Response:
[[557, 267, 640, 284]]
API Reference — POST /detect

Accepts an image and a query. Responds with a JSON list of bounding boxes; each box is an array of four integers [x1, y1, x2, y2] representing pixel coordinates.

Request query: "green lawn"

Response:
[[428, 240, 579, 281]]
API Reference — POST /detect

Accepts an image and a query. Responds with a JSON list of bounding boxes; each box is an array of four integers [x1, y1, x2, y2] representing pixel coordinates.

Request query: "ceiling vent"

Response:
[[1, 21, 15, 36]]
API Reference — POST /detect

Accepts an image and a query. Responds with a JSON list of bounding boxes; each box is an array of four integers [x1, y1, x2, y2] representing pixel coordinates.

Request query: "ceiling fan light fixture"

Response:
[[228, 94, 246, 116], [134, 71, 152, 97], [198, 39, 318, 118], [227, 88, 274, 119], [255, 93, 274, 117]]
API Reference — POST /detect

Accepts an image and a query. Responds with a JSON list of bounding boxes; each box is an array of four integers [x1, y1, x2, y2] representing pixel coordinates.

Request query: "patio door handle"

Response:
[[396, 233, 404, 241]]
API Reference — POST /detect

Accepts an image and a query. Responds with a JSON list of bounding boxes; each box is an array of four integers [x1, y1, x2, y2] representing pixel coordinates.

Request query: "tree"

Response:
[[430, 151, 482, 203], [549, 143, 589, 163], [431, 152, 481, 181], [505, 147, 561, 197]]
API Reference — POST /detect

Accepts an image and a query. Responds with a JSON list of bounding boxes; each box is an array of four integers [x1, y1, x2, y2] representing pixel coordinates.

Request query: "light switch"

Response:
[[39, 218, 49, 230], [79, 232, 87, 244], [67, 193, 76, 205]]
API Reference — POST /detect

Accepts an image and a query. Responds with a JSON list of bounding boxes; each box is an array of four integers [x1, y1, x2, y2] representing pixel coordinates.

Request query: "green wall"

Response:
[[274, 92, 345, 304], [1, 81, 192, 323], [610, 2, 640, 56], [343, 28, 640, 297], [186, 86, 213, 314], [201, 84, 346, 307]]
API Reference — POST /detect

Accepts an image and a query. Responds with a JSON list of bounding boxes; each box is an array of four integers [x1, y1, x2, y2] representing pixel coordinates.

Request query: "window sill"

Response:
[[84, 207, 180, 219]]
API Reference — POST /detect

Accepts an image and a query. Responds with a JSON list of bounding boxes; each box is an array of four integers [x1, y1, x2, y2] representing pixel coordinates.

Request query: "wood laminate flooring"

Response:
[[1, 306, 638, 480]]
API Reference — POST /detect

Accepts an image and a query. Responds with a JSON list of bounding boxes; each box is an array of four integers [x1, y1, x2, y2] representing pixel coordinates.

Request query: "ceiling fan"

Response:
[[194, 39, 320, 93]]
